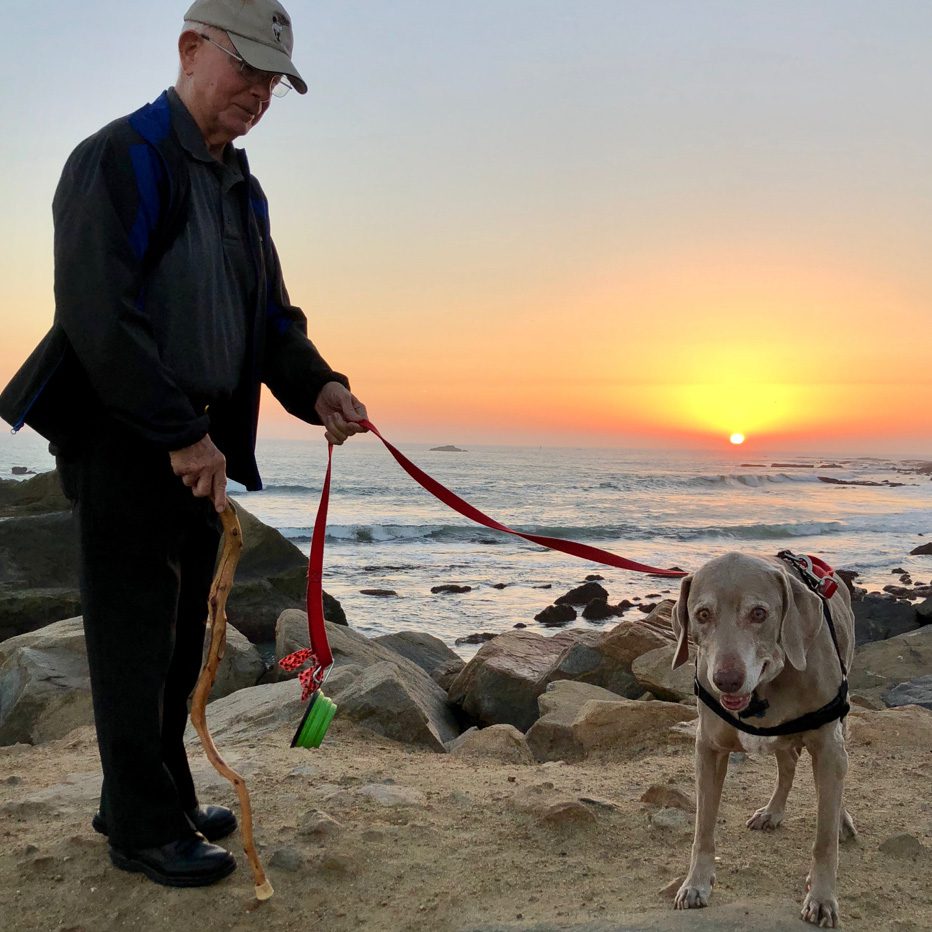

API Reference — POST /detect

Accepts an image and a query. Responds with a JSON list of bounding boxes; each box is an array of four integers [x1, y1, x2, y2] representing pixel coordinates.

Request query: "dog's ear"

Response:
[[779, 569, 824, 672], [671, 574, 693, 670]]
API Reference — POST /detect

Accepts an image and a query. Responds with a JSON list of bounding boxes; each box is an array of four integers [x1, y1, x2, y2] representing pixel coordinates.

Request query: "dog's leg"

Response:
[[746, 746, 798, 831], [839, 806, 856, 842], [674, 740, 728, 910], [800, 728, 847, 928]]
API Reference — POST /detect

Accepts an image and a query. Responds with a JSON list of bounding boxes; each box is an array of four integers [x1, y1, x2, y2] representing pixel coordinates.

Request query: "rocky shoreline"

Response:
[[1, 469, 931, 930]]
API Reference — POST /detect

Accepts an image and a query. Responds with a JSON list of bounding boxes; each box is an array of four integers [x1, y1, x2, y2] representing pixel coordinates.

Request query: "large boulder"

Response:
[[631, 644, 696, 701], [275, 610, 461, 748], [372, 631, 463, 678], [218, 503, 346, 642], [447, 628, 583, 731], [884, 675, 932, 711], [525, 680, 696, 762], [0, 471, 69, 517], [0, 511, 81, 641], [850, 626, 932, 696], [853, 594, 920, 645], [542, 606, 677, 699], [0, 473, 343, 645], [0, 616, 92, 745], [0, 615, 264, 746], [185, 680, 303, 743], [325, 661, 460, 751]]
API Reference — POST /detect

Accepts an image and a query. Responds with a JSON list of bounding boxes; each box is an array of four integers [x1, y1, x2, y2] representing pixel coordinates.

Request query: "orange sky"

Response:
[[2, 2, 930, 456]]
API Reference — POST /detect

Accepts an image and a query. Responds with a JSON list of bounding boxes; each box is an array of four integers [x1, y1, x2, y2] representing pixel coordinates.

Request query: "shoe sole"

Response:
[[94, 814, 238, 843], [109, 847, 236, 888]]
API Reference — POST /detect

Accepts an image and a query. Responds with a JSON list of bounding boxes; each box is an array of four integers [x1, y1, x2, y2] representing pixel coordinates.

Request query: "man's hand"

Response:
[[314, 381, 369, 444], [169, 434, 227, 512]]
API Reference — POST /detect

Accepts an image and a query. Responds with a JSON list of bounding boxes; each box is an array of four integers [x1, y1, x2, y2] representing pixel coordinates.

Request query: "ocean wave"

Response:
[[682, 472, 822, 489], [278, 519, 851, 545]]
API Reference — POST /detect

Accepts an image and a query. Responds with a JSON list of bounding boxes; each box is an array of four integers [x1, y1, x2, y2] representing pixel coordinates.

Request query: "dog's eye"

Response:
[[749, 606, 768, 623], [694, 607, 711, 624]]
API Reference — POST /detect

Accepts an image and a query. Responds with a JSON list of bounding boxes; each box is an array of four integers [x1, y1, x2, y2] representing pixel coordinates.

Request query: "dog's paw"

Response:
[[673, 879, 712, 910], [839, 809, 857, 843], [746, 806, 783, 831], [800, 890, 839, 928]]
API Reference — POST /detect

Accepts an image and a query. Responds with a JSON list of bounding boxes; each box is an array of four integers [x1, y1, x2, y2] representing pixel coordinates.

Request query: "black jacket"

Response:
[[0, 90, 347, 490]]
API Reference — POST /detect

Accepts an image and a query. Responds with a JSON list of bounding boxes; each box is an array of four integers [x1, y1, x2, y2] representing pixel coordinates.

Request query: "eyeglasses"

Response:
[[198, 32, 293, 98]]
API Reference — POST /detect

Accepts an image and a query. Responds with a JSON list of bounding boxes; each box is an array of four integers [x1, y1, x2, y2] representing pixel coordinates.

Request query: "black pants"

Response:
[[58, 420, 221, 849]]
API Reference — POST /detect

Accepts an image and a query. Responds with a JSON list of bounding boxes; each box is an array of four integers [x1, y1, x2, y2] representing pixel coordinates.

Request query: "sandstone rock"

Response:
[[850, 626, 932, 693], [326, 661, 459, 751], [526, 688, 696, 763], [276, 612, 460, 748], [641, 784, 693, 811], [884, 675, 932, 710], [853, 593, 919, 645], [534, 603, 575, 626], [431, 658, 466, 693], [917, 597, 932, 624], [535, 799, 597, 829], [631, 644, 696, 702], [581, 597, 615, 621], [879, 833, 925, 858], [454, 632, 497, 645], [649, 807, 692, 834], [0, 471, 69, 517], [448, 724, 534, 763], [0, 617, 92, 745], [353, 783, 425, 807], [447, 629, 582, 731], [297, 810, 342, 839], [542, 630, 640, 698], [269, 846, 304, 871], [184, 680, 304, 743], [201, 624, 266, 700], [0, 478, 344, 645], [910, 542, 932, 556], [373, 631, 462, 678], [431, 584, 471, 594], [555, 582, 609, 605]]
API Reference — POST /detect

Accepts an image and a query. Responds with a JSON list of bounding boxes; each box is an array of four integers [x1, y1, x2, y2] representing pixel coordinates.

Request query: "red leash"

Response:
[[280, 420, 686, 697]]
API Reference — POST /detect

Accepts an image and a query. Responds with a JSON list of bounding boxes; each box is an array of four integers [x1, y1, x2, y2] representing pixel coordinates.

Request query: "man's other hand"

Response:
[[169, 435, 227, 512], [314, 382, 369, 444]]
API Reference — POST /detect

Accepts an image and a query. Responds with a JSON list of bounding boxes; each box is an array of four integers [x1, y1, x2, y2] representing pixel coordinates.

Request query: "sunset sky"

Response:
[[1, 1, 930, 454]]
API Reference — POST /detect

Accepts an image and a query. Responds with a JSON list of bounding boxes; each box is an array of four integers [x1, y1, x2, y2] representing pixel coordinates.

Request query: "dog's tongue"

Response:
[[720, 693, 751, 712]]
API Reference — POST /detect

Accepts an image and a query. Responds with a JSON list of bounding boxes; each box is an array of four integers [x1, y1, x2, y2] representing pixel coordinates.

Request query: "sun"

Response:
[[729, 433, 745, 445]]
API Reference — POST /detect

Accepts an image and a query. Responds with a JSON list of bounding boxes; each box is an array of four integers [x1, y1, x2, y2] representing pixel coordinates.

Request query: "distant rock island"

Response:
[[430, 445, 467, 452]]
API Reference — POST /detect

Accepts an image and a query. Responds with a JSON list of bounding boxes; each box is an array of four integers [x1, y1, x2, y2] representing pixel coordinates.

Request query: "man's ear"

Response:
[[779, 569, 824, 672], [671, 575, 693, 670]]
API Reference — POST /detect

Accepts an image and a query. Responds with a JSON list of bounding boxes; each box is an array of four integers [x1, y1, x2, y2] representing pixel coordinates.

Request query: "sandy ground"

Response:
[[2, 705, 931, 932]]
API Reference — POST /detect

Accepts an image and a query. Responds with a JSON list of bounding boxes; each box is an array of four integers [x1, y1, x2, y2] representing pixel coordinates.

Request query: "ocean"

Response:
[[3, 429, 930, 659]]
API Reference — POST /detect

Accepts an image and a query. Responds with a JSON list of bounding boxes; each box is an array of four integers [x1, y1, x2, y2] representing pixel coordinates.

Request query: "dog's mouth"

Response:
[[719, 692, 752, 713]]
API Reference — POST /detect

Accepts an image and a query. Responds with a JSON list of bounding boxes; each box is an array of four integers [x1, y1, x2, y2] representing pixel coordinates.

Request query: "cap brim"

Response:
[[227, 32, 307, 95]]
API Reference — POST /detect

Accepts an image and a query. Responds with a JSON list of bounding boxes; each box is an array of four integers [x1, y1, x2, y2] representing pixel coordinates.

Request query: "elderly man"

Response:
[[0, 0, 366, 888]]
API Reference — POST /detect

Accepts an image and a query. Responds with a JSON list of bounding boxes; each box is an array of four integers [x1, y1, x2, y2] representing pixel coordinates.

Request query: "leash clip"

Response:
[[777, 550, 838, 599]]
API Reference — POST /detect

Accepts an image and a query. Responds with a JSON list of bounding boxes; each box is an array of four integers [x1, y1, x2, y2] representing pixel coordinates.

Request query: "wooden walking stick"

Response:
[[189, 499, 274, 901]]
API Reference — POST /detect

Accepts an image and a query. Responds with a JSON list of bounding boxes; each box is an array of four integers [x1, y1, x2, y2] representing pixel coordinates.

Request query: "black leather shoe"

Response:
[[108, 836, 236, 887], [93, 805, 238, 842]]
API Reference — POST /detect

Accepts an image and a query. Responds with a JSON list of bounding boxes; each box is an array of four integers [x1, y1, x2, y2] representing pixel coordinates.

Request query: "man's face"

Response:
[[190, 31, 275, 143]]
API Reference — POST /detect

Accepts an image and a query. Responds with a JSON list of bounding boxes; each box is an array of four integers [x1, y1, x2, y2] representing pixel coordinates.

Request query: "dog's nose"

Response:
[[712, 667, 746, 694]]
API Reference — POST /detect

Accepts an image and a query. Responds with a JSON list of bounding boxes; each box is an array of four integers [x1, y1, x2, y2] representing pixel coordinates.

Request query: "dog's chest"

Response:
[[736, 733, 785, 755]]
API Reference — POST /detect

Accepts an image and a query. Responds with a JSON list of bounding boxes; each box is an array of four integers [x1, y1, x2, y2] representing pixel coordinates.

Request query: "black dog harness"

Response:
[[693, 550, 850, 737]]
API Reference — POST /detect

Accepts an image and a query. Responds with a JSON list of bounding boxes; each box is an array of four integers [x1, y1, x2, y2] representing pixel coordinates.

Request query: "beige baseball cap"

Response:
[[183, 0, 307, 94]]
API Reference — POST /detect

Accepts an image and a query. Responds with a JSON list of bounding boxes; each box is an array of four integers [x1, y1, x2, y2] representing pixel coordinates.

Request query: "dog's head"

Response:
[[671, 552, 823, 713]]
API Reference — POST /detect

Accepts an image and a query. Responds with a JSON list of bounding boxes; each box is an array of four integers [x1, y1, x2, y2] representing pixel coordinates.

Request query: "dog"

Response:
[[670, 551, 855, 928]]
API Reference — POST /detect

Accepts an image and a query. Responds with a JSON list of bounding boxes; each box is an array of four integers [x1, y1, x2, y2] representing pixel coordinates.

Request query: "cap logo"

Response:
[[271, 13, 288, 44]]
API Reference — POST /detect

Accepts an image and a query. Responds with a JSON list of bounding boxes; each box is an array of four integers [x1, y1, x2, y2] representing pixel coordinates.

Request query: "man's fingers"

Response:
[[212, 472, 227, 513], [192, 472, 213, 499]]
